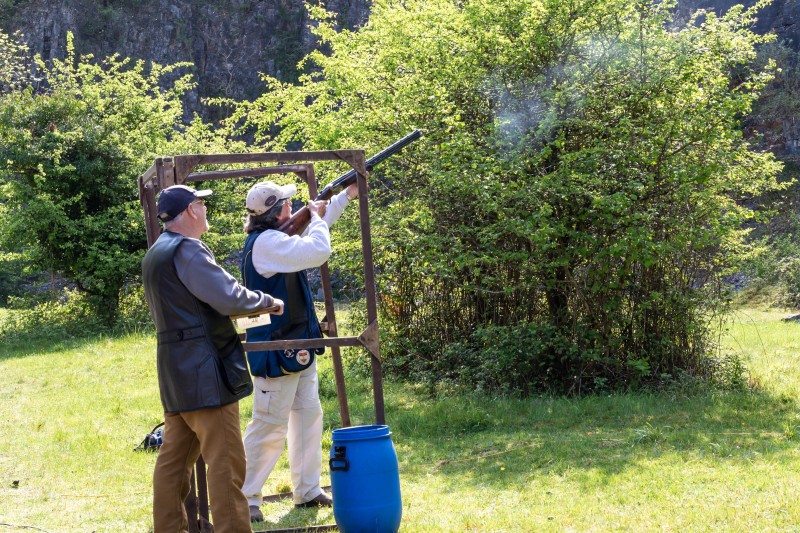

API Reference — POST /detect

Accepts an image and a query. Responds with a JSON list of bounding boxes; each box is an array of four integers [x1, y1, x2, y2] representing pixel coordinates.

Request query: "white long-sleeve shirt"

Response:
[[251, 190, 352, 279]]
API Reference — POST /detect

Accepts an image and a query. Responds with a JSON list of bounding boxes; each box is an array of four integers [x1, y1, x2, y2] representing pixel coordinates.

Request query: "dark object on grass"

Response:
[[134, 421, 164, 452]]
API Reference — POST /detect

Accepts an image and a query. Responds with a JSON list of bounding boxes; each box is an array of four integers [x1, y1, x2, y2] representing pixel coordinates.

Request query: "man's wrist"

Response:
[[346, 191, 357, 201]]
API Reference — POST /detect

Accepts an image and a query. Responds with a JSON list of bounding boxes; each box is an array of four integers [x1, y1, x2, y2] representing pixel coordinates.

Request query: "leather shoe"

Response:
[[295, 491, 333, 508], [249, 505, 264, 522]]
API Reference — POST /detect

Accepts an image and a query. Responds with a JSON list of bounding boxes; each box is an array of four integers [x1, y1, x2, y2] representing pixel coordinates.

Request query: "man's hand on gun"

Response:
[[230, 299, 284, 320], [307, 200, 328, 219], [345, 181, 360, 200], [308, 174, 365, 219]]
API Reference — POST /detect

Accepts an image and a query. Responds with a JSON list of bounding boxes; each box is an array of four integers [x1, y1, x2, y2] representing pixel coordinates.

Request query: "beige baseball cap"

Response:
[[245, 181, 297, 215]]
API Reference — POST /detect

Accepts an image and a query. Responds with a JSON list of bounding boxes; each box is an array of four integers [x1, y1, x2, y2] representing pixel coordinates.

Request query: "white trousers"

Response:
[[242, 361, 324, 506]]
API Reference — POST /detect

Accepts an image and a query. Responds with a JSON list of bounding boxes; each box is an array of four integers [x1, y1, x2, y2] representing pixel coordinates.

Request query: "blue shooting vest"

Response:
[[241, 230, 323, 378]]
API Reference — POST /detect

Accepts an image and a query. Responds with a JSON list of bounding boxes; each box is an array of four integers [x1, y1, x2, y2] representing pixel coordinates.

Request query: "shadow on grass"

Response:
[[253, 505, 337, 532], [319, 378, 800, 492]]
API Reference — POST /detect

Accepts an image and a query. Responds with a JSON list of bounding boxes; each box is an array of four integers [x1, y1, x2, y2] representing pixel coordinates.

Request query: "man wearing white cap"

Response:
[[142, 184, 284, 532], [239, 178, 360, 521]]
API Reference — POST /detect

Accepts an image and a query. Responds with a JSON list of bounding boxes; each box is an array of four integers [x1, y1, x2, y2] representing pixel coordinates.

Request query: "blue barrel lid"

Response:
[[332, 424, 392, 442]]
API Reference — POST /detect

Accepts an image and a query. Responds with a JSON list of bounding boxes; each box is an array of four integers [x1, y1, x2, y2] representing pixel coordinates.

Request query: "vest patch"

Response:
[[296, 350, 311, 365]]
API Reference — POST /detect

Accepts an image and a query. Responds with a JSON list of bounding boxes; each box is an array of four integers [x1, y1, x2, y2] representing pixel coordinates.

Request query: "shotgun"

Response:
[[278, 130, 422, 236]]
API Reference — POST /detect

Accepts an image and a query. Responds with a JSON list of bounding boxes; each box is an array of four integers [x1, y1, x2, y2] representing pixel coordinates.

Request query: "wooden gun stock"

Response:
[[278, 130, 422, 236], [278, 205, 313, 236], [229, 305, 282, 321]]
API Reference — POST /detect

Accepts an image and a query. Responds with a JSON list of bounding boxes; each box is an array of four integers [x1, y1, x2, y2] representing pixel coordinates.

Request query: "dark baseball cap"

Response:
[[157, 185, 212, 222]]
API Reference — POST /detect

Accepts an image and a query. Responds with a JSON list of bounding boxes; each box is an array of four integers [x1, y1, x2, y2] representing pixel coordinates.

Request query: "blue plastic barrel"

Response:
[[329, 425, 402, 533]]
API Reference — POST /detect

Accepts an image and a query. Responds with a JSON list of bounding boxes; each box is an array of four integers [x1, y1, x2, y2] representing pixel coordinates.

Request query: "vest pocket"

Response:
[[217, 346, 253, 395], [196, 355, 220, 405]]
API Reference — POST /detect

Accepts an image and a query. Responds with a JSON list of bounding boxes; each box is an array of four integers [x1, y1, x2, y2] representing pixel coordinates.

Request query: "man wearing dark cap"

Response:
[[239, 178, 360, 521], [142, 184, 284, 533]]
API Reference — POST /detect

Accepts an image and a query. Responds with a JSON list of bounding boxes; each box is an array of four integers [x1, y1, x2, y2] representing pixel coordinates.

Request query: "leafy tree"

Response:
[[225, 0, 783, 394], [0, 33, 197, 323]]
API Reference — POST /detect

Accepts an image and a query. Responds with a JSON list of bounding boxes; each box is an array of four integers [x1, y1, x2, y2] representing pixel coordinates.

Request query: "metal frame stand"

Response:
[[139, 149, 386, 532]]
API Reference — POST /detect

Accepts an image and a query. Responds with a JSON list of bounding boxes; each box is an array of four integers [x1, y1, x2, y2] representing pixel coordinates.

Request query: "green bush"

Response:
[[775, 255, 800, 308], [703, 351, 750, 392], [0, 289, 107, 342], [0, 252, 28, 306], [114, 282, 154, 335], [0, 33, 228, 325]]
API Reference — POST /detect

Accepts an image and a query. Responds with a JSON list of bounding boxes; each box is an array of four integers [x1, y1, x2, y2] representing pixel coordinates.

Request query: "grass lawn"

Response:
[[2, 307, 800, 531]]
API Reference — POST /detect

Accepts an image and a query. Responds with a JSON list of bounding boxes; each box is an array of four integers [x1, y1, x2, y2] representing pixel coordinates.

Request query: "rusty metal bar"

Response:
[[358, 321, 381, 359], [186, 470, 199, 533], [254, 526, 338, 533], [173, 149, 363, 167], [196, 456, 209, 523], [320, 262, 351, 428], [146, 184, 160, 246], [243, 327, 379, 356], [159, 157, 177, 188], [165, 150, 366, 184], [243, 335, 361, 352], [356, 170, 386, 424], [138, 162, 161, 246], [302, 166, 351, 428], [139, 178, 159, 247], [185, 164, 314, 183], [174, 154, 203, 184], [140, 161, 157, 185]]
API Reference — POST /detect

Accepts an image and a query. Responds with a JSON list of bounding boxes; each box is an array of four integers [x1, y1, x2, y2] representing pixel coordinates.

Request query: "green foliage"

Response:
[[735, 41, 800, 306], [0, 250, 29, 305], [115, 282, 155, 334], [0, 283, 153, 346], [0, 33, 199, 323], [733, 158, 800, 307], [437, 322, 588, 395], [778, 257, 800, 307], [703, 350, 750, 391], [0, 289, 108, 343], [226, 0, 784, 394], [0, 29, 29, 93]]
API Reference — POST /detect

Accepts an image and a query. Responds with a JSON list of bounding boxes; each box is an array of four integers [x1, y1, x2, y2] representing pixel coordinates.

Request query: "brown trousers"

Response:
[[153, 402, 252, 533]]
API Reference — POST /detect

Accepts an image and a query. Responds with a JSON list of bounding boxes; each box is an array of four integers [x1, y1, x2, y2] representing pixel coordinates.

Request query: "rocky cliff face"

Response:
[[2, 0, 370, 114], [676, 1, 800, 45], [3, 0, 799, 135]]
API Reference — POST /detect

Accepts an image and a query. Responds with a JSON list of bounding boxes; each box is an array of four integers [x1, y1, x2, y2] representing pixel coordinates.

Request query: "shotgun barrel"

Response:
[[315, 129, 422, 202], [278, 130, 422, 235]]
